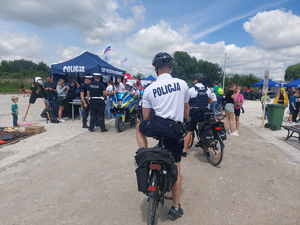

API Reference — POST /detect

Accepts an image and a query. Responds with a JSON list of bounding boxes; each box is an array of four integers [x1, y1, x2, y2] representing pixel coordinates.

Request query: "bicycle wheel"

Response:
[[188, 131, 194, 148], [215, 104, 225, 120], [203, 132, 224, 166], [147, 172, 158, 225]]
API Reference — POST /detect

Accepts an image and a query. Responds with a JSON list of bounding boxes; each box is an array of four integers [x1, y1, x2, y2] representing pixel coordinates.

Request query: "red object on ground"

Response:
[[0, 140, 7, 145]]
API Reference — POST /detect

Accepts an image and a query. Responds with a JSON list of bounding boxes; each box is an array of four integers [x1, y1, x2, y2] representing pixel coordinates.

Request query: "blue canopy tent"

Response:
[[141, 75, 156, 83], [283, 78, 300, 87], [51, 51, 124, 82], [252, 80, 281, 87]]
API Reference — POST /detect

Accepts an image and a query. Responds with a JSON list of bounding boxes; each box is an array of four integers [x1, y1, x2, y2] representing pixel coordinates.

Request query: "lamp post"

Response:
[[222, 53, 229, 91]]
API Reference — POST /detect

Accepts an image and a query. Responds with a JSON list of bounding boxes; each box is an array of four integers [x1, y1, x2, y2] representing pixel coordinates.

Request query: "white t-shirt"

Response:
[[117, 82, 125, 93], [106, 85, 114, 93], [142, 73, 189, 122]]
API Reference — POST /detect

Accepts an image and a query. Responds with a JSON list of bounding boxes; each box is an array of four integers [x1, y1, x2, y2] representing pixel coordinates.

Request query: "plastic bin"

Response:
[[267, 104, 287, 130]]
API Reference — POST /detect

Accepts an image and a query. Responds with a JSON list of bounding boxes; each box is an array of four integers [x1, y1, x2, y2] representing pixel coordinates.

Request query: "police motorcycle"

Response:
[[110, 82, 140, 132]]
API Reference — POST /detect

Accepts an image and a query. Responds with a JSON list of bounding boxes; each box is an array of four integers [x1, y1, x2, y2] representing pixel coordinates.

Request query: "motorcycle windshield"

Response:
[[117, 92, 126, 101]]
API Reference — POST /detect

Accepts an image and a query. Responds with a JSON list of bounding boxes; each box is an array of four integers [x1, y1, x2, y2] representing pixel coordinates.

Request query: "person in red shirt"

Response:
[[244, 87, 249, 92]]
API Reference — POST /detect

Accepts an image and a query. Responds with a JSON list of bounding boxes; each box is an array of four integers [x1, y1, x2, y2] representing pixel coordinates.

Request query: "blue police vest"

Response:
[[189, 85, 208, 108]]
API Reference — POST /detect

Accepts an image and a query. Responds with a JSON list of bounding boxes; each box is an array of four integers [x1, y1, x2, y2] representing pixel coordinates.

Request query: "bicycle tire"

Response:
[[203, 132, 224, 166], [216, 110, 225, 120], [188, 131, 194, 148], [147, 177, 158, 225]]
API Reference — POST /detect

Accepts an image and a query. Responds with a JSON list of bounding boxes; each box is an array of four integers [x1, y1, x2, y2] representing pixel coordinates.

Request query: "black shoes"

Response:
[[101, 128, 108, 132], [88, 128, 94, 132], [82, 124, 89, 128], [181, 152, 187, 157]]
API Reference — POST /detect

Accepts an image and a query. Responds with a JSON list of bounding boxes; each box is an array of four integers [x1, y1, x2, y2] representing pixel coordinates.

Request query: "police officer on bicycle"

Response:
[[87, 73, 108, 132], [80, 75, 93, 128], [136, 52, 189, 220], [182, 73, 212, 157]]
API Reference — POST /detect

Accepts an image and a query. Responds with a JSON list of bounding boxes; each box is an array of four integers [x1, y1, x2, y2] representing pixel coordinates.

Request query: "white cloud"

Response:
[[0, 31, 43, 63], [243, 9, 300, 50], [0, 0, 142, 44], [130, 3, 146, 21], [55, 46, 86, 63], [124, 20, 300, 79]]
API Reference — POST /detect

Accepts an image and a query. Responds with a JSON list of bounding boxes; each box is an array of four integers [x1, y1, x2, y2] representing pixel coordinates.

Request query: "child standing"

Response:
[[11, 96, 19, 127], [288, 91, 297, 124]]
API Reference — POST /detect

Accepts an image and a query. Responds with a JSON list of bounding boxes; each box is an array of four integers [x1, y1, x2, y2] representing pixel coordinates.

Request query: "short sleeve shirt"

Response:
[[225, 90, 234, 104], [80, 83, 89, 97], [189, 83, 212, 99], [89, 81, 106, 97], [106, 85, 114, 93], [234, 93, 244, 109], [142, 73, 189, 122], [117, 83, 125, 93], [44, 81, 57, 98]]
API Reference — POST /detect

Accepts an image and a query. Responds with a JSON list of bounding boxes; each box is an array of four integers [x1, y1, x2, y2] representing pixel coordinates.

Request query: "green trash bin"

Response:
[[267, 104, 287, 130]]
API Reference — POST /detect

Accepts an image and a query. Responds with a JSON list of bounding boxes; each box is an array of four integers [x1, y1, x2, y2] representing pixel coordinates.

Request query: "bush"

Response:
[[0, 79, 33, 93]]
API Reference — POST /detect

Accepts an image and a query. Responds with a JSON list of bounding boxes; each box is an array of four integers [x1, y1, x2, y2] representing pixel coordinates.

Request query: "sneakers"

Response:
[[288, 120, 294, 124], [59, 119, 65, 122], [230, 132, 239, 136], [232, 130, 238, 134], [168, 204, 184, 220], [212, 116, 217, 120]]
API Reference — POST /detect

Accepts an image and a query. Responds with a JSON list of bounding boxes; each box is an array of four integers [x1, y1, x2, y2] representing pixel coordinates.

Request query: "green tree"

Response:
[[171, 51, 223, 86], [285, 63, 300, 81], [133, 73, 145, 80]]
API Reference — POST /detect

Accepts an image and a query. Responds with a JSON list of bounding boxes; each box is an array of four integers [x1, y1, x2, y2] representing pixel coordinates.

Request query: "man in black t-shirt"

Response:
[[87, 74, 108, 132], [44, 75, 58, 117]]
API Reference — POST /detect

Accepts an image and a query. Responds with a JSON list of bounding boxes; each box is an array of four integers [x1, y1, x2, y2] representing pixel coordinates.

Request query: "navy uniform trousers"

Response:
[[89, 99, 105, 131]]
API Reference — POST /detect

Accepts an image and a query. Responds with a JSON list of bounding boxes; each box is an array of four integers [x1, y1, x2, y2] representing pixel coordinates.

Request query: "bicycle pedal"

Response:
[[164, 196, 173, 200]]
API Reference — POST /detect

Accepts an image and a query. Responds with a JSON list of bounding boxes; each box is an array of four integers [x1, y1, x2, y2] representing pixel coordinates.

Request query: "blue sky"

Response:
[[0, 0, 300, 80]]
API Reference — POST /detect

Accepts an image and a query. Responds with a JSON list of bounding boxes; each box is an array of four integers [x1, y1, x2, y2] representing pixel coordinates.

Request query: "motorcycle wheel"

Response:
[[115, 116, 125, 132]]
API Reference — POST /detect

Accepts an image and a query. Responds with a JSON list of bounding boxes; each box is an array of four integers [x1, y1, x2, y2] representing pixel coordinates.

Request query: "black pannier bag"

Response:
[[212, 121, 227, 140], [198, 121, 214, 144], [135, 147, 178, 193]]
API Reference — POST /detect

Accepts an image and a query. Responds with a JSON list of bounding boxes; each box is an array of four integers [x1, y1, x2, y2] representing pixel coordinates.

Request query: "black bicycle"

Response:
[[188, 112, 225, 166], [215, 102, 225, 120], [135, 120, 190, 225]]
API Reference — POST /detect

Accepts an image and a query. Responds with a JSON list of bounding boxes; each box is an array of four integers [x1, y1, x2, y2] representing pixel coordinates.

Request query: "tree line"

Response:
[[0, 59, 50, 79]]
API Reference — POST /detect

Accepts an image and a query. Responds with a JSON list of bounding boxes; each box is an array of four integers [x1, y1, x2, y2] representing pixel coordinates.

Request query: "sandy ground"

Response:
[[0, 94, 300, 224]]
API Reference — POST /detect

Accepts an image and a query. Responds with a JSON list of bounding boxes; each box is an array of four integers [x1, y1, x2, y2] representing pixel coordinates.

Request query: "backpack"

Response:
[[217, 87, 224, 95]]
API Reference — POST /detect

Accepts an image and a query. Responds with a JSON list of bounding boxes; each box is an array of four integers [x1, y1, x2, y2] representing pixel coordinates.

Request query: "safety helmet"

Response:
[[126, 81, 134, 91], [193, 73, 205, 83], [152, 52, 173, 68], [33, 77, 44, 86]]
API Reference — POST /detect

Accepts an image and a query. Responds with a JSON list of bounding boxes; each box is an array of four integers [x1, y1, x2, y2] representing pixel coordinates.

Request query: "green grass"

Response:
[[0, 79, 32, 93]]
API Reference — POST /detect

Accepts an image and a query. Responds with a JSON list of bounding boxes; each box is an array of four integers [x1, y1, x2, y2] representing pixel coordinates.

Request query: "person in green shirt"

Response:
[[44, 75, 58, 117], [261, 95, 271, 119], [213, 82, 223, 106], [11, 96, 19, 127]]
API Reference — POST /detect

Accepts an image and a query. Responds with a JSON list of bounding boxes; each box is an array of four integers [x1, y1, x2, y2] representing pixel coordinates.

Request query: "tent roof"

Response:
[[124, 73, 137, 80], [51, 51, 124, 77], [283, 78, 300, 87], [142, 75, 156, 81], [252, 79, 281, 87]]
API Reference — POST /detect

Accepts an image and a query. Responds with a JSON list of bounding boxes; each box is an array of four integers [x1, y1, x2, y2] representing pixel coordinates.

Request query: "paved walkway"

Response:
[[1, 123, 300, 225]]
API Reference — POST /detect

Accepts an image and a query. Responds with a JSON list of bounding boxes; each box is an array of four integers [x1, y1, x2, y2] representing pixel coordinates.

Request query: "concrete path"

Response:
[[1, 123, 300, 225]]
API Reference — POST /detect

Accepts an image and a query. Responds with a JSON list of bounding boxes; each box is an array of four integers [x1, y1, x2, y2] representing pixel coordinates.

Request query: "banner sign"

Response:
[[263, 70, 269, 93]]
